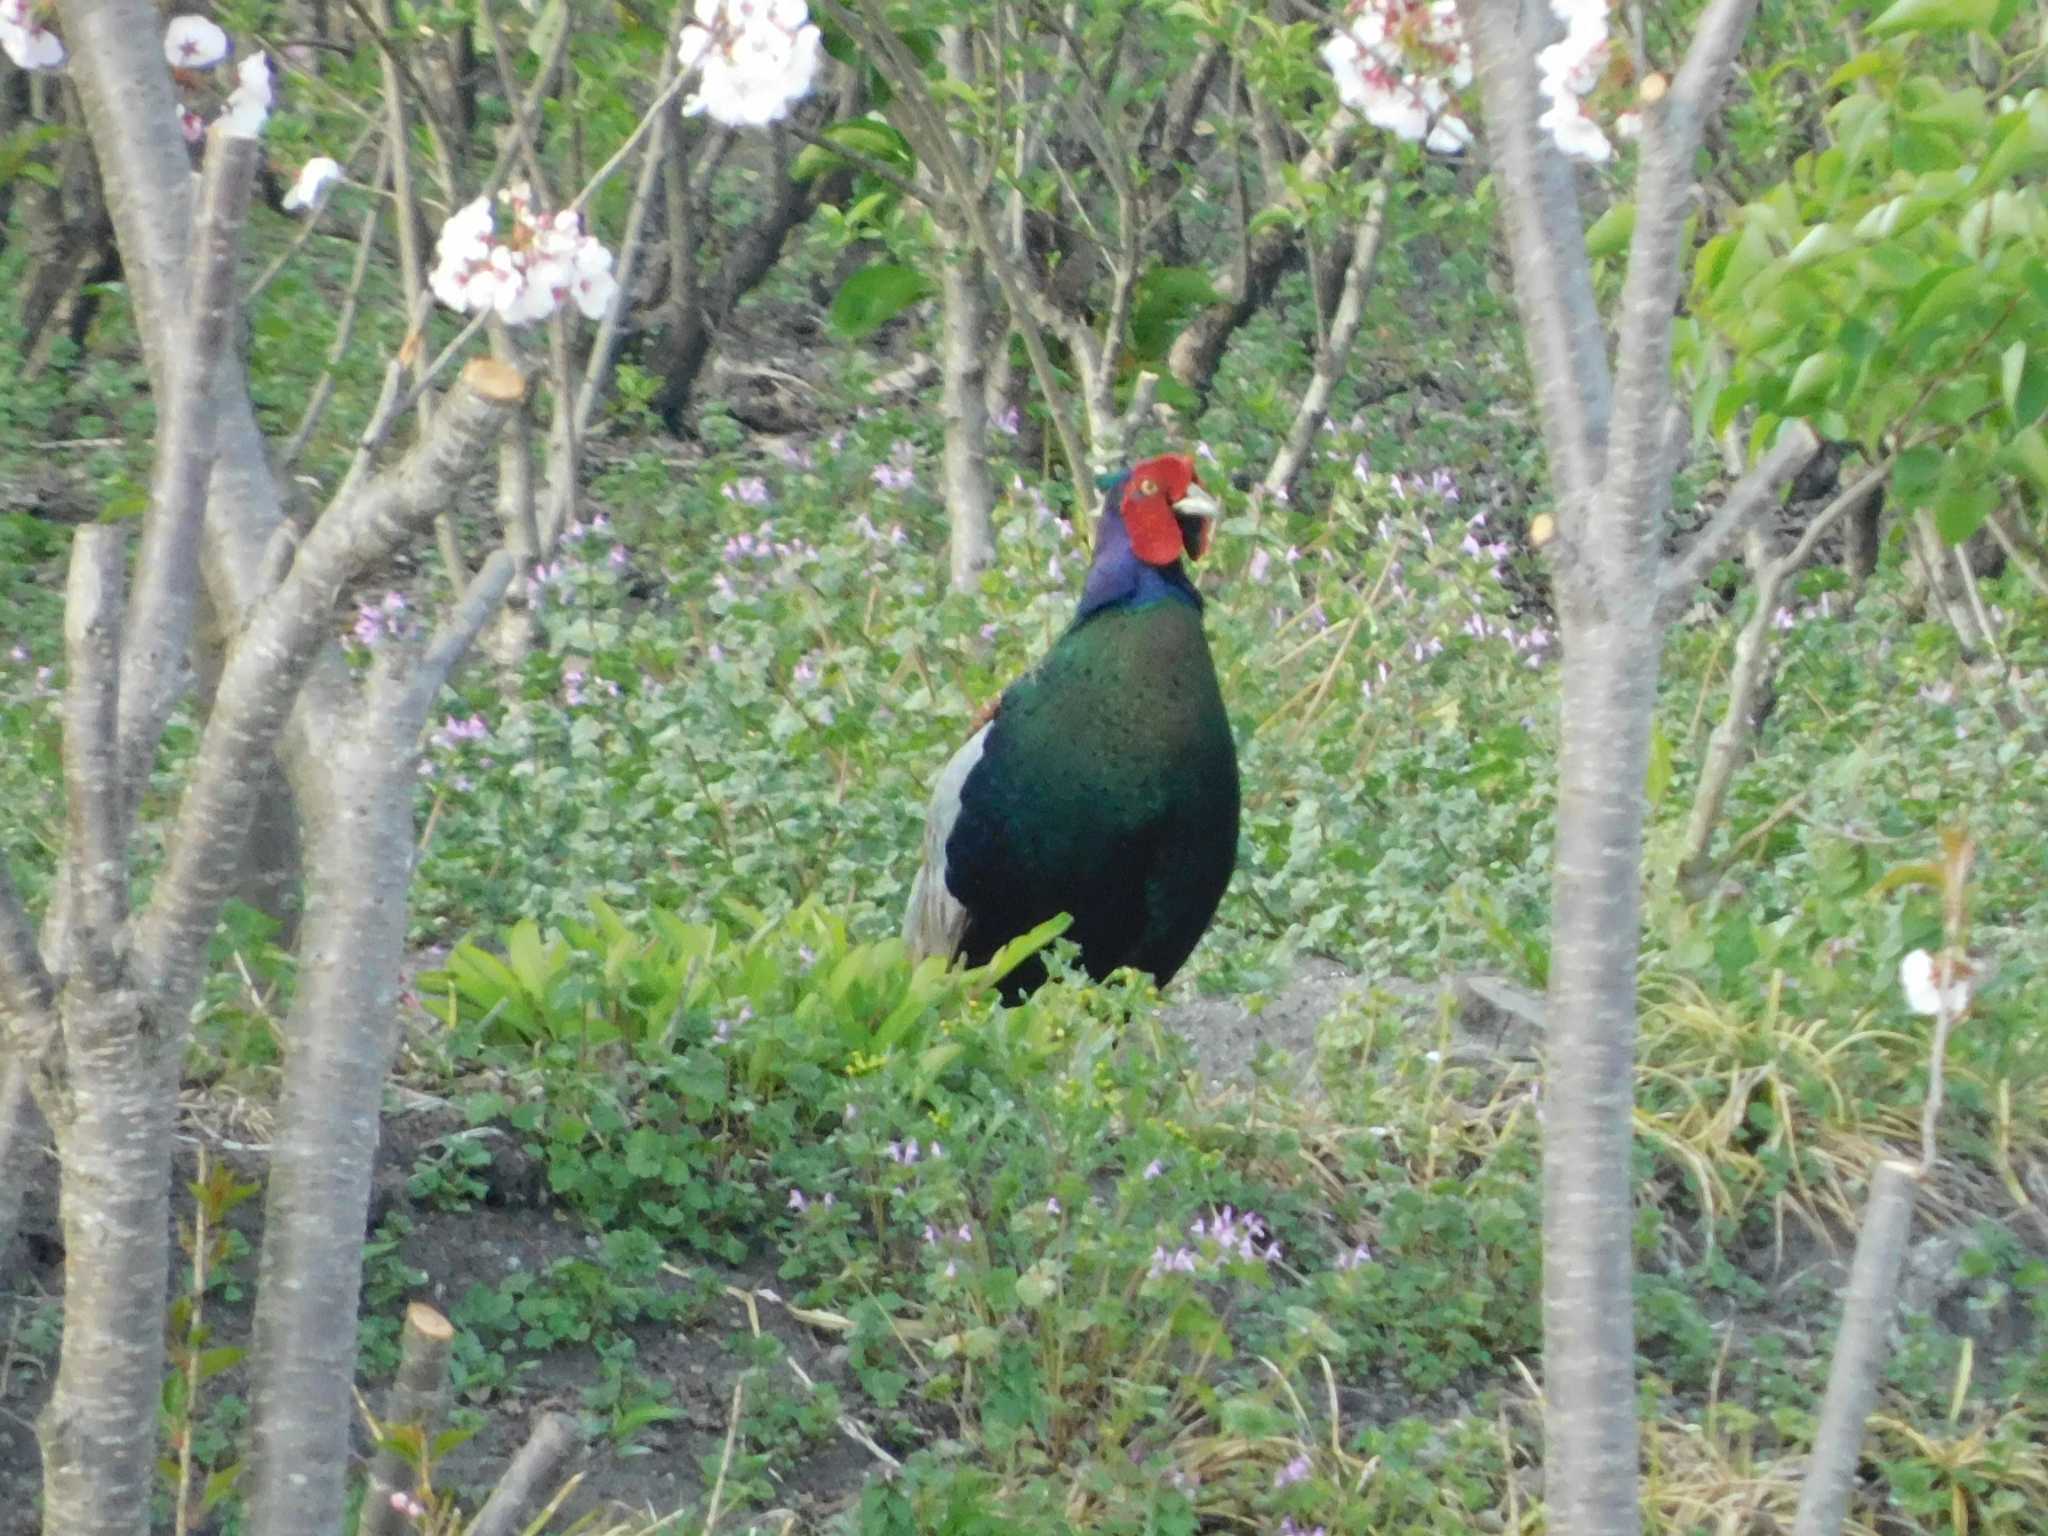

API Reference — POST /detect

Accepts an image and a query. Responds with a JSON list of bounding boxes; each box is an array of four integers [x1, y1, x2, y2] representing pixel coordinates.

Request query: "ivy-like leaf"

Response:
[[828, 264, 936, 339]]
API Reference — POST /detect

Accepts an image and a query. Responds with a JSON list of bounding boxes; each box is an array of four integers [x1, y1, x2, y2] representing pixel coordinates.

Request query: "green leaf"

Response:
[[1932, 480, 1996, 542], [1129, 265, 1222, 362], [1891, 444, 1944, 508], [1584, 202, 1635, 259], [1645, 719, 1673, 809], [1825, 52, 1893, 91], [828, 264, 935, 339], [1785, 350, 1843, 410], [2000, 425, 2048, 495], [2001, 342, 2048, 429], [1866, 0, 1998, 36]]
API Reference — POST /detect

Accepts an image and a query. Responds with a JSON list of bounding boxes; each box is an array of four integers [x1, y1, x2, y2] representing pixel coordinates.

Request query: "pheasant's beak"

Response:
[[1173, 482, 1221, 560]]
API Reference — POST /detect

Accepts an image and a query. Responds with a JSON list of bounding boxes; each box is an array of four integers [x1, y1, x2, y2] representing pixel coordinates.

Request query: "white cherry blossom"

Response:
[[676, 0, 822, 129], [1321, 0, 1623, 162], [1320, 1, 1472, 155], [1534, 0, 1613, 161], [428, 184, 617, 325], [222, 52, 271, 138], [1, 0, 66, 70], [164, 14, 229, 70], [1899, 949, 1971, 1018], [282, 156, 342, 212]]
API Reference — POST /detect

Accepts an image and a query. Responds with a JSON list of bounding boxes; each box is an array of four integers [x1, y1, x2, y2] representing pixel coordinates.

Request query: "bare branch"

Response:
[[827, 0, 1093, 496], [468, 1414, 581, 1536], [359, 1304, 455, 1536], [1264, 173, 1393, 495], [115, 130, 260, 821], [1455, 0, 1612, 507], [0, 859, 53, 1033], [1986, 507, 2048, 600], [63, 526, 130, 986], [1791, 1160, 1919, 1536], [282, 140, 394, 473], [399, 553, 516, 723], [1653, 422, 1824, 620], [1596, 0, 1765, 589], [571, 48, 674, 439], [133, 360, 527, 1027]]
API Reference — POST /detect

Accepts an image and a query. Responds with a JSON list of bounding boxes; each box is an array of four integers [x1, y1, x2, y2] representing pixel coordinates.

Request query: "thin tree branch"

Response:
[[1596, 0, 1766, 591], [1455, 0, 1613, 507], [396, 552, 516, 723], [132, 359, 527, 1034], [63, 525, 130, 988], [1654, 423, 1824, 620], [115, 129, 260, 824], [282, 139, 394, 473], [827, 0, 1092, 496], [0, 859, 54, 1033], [1264, 171, 1392, 495], [1791, 1160, 1919, 1536], [572, 49, 675, 437]]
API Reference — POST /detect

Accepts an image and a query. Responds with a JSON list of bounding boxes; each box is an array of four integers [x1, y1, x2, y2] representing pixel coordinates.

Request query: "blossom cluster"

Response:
[[351, 591, 411, 648], [870, 438, 919, 493], [676, 0, 822, 129], [429, 713, 490, 751], [563, 512, 630, 573], [1320, 0, 1625, 162], [922, 1219, 975, 1279], [429, 183, 617, 326], [721, 519, 819, 567], [1536, 0, 1621, 162], [1319, 1, 1473, 155], [1150, 1205, 1284, 1278]]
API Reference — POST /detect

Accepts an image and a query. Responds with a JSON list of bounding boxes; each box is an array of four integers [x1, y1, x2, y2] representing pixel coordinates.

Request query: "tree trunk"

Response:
[[939, 244, 996, 592], [1542, 615, 1658, 1534], [243, 732, 421, 1536]]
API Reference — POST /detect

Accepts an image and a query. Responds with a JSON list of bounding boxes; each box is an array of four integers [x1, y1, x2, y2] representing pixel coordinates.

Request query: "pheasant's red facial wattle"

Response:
[[1121, 453, 1215, 566]]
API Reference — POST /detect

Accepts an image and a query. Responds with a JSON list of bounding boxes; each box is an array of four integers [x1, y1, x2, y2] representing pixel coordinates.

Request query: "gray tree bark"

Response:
[[940, 243, 998, 591], [1455, 2, 1805, 1531]]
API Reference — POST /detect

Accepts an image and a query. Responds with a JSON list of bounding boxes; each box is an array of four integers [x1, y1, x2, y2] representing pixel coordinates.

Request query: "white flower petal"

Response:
[[281, 154, 341, 212], [164, 14, 228, 69]]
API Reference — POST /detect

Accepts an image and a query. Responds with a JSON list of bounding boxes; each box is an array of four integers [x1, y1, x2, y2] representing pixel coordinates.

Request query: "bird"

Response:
[[904, 451, 1239, 999]]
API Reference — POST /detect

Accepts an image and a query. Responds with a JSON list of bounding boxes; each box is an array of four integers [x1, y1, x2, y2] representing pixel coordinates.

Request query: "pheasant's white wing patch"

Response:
[[902, 722, 991, 964]]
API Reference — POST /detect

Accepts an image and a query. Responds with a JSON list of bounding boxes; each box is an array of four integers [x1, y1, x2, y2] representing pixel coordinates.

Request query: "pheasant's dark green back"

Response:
[[944, 595, 1239, 993]]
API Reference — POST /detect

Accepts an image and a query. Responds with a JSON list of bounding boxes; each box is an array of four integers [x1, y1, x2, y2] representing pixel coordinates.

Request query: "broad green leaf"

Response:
[[1932, 480, 1996, 542], [1584, 201, 1635, 259], [1891, 444, 1944, 507], [1129, 265, 1222, 361], [2001, 425, 2048, 495], [1786, 350, 1844, 410], [1825, 52, 1892, 91], [1866, 0, 1998, 36], [828, 264, 935, 339], [2003, 342, 2048, 428]]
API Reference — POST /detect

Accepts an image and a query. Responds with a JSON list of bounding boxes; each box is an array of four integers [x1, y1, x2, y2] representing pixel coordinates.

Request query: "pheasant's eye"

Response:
[[1138, 478, 1158, 496]]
